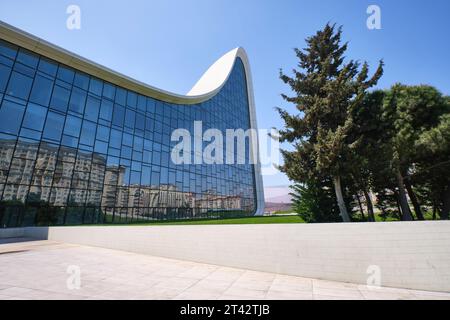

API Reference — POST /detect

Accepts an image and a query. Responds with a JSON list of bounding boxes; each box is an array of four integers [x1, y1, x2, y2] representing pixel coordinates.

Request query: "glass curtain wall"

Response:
[[0, 39, 257, 227]]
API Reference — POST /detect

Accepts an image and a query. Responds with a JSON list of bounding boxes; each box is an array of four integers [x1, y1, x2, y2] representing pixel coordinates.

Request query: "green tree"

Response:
[[415, 112, 450, 219], [289, 180, 343, 223], [276, 24, 383, 222], [350, 90, 388, 221], [382, 85, 449, 220]]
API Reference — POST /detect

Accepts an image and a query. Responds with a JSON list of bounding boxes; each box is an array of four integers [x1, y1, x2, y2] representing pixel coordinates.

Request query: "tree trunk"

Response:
[[395, 169, 413, 221], [404, 176, 424, 220], [441, 183, 450, 220], [432, 205, 437, 220], [394, 191, 403, 220], [356, 194, 365, 221], [332, 175, 351, 222], [363, 189, 376, 222]]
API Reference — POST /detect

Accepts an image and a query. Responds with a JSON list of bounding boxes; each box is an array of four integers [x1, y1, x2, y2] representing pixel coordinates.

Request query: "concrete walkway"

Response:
[[0, 239, 449, 300]]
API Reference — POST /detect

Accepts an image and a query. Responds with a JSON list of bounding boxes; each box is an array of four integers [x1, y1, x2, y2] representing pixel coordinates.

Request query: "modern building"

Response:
[[0, 21, 264, 227]]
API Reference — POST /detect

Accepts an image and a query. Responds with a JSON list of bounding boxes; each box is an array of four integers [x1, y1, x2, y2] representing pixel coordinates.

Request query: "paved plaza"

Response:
[[0, 238, 449, 300]]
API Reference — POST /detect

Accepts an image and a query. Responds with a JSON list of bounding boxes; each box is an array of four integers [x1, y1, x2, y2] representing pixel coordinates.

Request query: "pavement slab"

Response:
[[0, 239, 449, 300]]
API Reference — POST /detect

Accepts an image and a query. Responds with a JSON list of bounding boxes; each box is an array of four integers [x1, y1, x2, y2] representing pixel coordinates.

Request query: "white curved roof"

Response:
[[0, 20, 246, 105], [187, 47, 239, 96]]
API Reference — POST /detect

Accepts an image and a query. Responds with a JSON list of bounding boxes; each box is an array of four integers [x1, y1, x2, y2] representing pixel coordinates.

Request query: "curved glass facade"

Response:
[[0, 39, 257, 227]]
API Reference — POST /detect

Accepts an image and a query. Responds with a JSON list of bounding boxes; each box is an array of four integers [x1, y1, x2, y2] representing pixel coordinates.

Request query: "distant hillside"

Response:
[[265, 202, 292, 213]]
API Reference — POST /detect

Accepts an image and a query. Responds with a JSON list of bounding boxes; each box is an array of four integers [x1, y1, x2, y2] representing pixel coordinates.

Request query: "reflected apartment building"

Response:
[[0, 22, 264, 227]]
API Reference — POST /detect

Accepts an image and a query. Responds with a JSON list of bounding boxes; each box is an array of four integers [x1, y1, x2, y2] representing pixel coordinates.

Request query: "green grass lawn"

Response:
[[98, 215, 306, 226], [71, 206, 438, 227], [272, 209, 295, 215]]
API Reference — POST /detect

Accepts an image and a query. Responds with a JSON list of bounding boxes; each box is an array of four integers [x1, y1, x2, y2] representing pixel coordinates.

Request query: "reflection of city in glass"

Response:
[[0, 36, 258, 227]]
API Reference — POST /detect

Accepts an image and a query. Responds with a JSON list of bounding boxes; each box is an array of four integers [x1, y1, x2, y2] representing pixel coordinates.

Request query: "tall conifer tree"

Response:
[[276, 24, 383, 222]]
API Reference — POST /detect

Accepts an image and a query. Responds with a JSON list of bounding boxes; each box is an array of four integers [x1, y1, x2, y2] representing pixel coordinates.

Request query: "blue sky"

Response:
[[1, 0, 449, 188]]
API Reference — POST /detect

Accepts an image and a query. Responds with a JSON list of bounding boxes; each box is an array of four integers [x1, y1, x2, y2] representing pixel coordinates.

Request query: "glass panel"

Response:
[[69, 87, 87, 114], [21, 206, 38, 227], [53, 161, 74, 188], [86, 190, 102, 206], [23, 103, 47, 132], [94, 140, 108, 154], [63, 115, 82, 137], [135, 115, 145, 131], [133, 136, 143, 151], [108, 147, 120, 157], [109, 129, 122, 149], [61, 135, 78, 147], [132, 152, 142, 165], [72, 173, 89, 190], [0, 64, 12, 93], [74, 72, 90, 90], [14, 139, 39, 160], [122, 132, 133, 147], [131, 160, 141, 172], [89, 78, 103, 96], [103, 83, 115, 100], [89, 165, 105, 190], [65, 206, 84, 225], [14, 63, 35, 79], [0, 40, 18, 60], [59, 146, 77, 163], [127, 92, 137, 108], [0, 141, 14, 184], [50, 85, 70, 112], [84, 96, 100, 122], [151, 170, 160, 185], [143, 150, 152, 163], [57, 66, 75, 84], [99, 99, 113, 121], [125, 109, 135, 128], [17, 49, 39, 68], [120, 145, 131, 159], [7, 157, 34, 185], [49, 188, 70, 206], [115, 87, 126, 105], [38, 58, 58, 77], [0, 100, 25, 135], [96, 125, 110, 142], [80, 120, 96, 146], [6, 71, 33, 100], [152, 151, 161, 166], [160, 167, 168, 184], [27, 186, 50, 203], [32, 143, 57, 186], [2, 183, 29, 202], [68, 188, 87, 205], [130, 171, 140, 185], [29, 74, 54, 106], [146, 98, 156, 114], [145, 117, 154, 132], [112, 104, 125, 127], [141, 166, 151, 185], [43, 111, 65, 141], [137, 95, 146, 112]]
